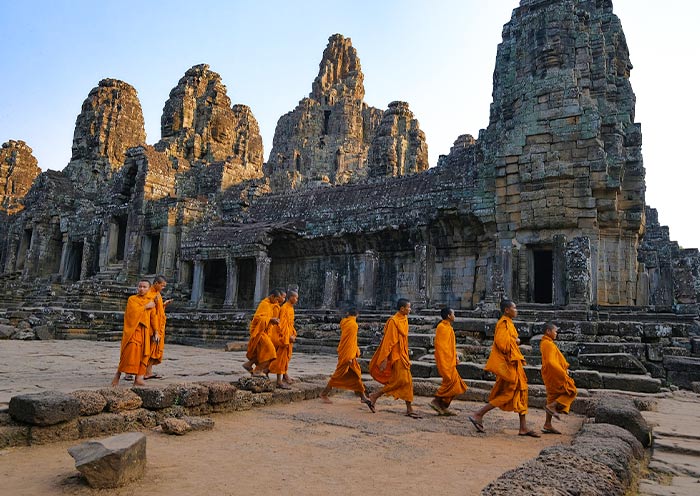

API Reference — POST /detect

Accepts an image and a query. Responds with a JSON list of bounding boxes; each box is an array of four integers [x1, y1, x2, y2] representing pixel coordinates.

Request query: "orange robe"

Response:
[[146, 287, 166, 365], [327, 315, 365, 393], [540, 334, 577, 413], [434, 319, 467, 406], [369, 312, 413, 402], [269, 302, 296, 375], [117, 294, 153, 375], [484, 315, 528, 414], [246, 298, 278, 365]]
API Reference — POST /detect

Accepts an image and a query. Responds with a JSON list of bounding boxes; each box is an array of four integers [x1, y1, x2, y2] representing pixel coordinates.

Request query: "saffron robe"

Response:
[[484, 315, 528, 414], [369, 312, 413, 402], [269, 302, 296, 374], [146, 286, 166, 365], [327, 315, 365, 393], [118, 294, 153, 375], [434, 319, 468, 405], [540, 334, 577, 412], [246, 298, 278, 364]]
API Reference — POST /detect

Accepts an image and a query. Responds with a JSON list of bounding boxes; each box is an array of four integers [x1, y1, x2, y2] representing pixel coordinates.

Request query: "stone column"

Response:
[[322, 270, 339, 308], [414, 244, 435, 307], [636, 262, 650, 307], [159, 226, 179, 279], [224, 257, 239, 307], [552, 234, 567, 305], [357, 250, 378, 308], [80, 237, 95, 280], [566, 236, 592, 307], [191, 261, 205, 306], [58, 234, 70, 282], [253, 255, 271, 303]]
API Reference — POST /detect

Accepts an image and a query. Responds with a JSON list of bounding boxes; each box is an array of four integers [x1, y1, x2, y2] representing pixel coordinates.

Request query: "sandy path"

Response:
[[1, 392, 583, 496]]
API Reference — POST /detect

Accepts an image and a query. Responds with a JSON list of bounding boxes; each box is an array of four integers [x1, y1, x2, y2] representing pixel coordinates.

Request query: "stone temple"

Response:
[[1, 0, 698, 389]]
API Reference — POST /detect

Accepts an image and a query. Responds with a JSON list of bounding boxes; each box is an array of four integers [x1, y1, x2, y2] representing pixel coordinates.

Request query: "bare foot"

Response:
[[320, 394, 332, 404], [242, 363, 254, 375], [111, 379, 119, 387], [133, 379, 147, 386], [283, 375, 295, 384]]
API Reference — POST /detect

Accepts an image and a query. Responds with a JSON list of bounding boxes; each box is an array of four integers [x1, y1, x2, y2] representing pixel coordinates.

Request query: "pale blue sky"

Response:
[[1, 1, 698, 249]]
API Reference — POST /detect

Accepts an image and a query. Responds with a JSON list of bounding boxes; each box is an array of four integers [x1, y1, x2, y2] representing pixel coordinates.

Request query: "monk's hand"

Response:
[[516, 338, 521, 345], [289, 335, 296, 343], [379, 359, 388, 372], [145, 301, 156, 309], [164, 299, 173, 306], [153, 334, 160, 343], [271, 318, 280, 325]]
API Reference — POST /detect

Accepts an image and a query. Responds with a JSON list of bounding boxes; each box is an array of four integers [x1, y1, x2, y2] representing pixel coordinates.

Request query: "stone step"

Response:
[[654, 436, 700, 457]]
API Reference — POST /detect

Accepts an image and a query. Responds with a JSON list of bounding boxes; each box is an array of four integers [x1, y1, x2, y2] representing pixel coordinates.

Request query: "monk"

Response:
[[242, 289, 282, 376], [269, 290, 298, 389], [430, 307, 468, 416], [111, 280, 156, 386], [540, 322, 577, 434], [467, 299, 540, 437], [368, 298, 420, 418], [320, 307, 374, 412], [145, 275, 172, 380]]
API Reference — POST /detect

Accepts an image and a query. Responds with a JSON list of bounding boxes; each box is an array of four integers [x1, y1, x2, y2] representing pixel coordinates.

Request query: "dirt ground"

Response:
[[1, 391, 583, 496]]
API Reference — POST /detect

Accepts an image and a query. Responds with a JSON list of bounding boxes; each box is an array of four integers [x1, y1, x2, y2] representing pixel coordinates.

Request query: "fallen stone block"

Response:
[[237, 376, 275, 393], [68, 432, 146, 488], [0, 323, 18, 339], [121, 408, 158, 429], [594, 395, 652, 447], [98, 388, 142, 412], [173, 384, 210, 407], [9, 391, 81, 426], [251, 392, 273, 407], [29, 419, 80, 444], [182, 416, 214, 432], [161, 418, 190, 435], [197, 381, 238, 404], [131, 386, 176, 409], [663, 356, 700, 390], [0, 423, 30, 448], [78, 413, 128, 438], [70, 390, 107, 416]]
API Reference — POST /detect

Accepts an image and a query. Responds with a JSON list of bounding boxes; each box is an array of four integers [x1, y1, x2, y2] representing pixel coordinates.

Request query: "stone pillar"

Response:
[[191, 261, 204, 306], [81, 238, 95, 280], [552, 234, 567, 305], [499, 241, 512, 300], [98, 223, 109, 272], [322, 270, 339, 308], [159, 226, 179, 279], [224, 257, 239, 307], [23, 226, 40, 278], [566, 236, 592, 307], [414, 244, 435, 307], [58, 235, 70, 282], [357, 250, 378, 308], [253, 255, 271, 303]]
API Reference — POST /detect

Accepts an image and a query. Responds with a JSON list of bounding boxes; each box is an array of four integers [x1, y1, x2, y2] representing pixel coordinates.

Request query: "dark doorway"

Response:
[[65, 242, 83, 282], [533, 250, 553, 303], [203, 259, 227, 305], [147, 234, 160, 274], [115, 216, 127, 261], [15, 228, 32, 270], [237, 258, 256, 308]]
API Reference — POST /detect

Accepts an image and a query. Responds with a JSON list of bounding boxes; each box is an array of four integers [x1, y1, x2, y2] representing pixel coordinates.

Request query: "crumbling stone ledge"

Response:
[[478, 394, 652, 496], [0, 376, 327, 449]]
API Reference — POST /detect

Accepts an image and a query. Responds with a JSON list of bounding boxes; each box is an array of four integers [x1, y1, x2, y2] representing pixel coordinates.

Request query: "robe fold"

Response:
[[147, 287, 166, 365], [117, 294, 153, 375], [246, 298, 278, 364], [434, 319, 467, 405], [269, 302, 296, 374], [327, 315, 365, 393], [484, 315, 528, 414], [369, 312, 413, 402], [540, 334, 577, 412]]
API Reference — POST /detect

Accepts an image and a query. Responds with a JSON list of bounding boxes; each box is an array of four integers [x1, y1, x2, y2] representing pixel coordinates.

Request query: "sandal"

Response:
[[518, 430, 542, 438], [363, 399, 376, 413], [405, 411, 422, 419], [468, 416, 485, 433]]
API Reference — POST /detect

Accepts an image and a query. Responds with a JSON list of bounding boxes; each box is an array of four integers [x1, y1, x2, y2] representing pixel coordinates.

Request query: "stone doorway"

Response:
[[236, 258, 255, 308], [15, 228, 32, 270], [203, 259, 226, 305], [532, 249, 553, 303], [64, 241, 83, 282], [108, 216, 128, 263], [140, 233, 160, 274]]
